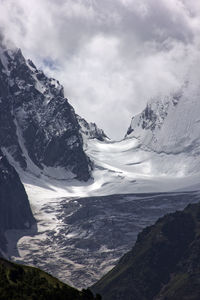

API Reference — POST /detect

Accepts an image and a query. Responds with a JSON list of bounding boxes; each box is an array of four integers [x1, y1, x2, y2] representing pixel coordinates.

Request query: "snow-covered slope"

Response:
[[126, 82, 200, 156]]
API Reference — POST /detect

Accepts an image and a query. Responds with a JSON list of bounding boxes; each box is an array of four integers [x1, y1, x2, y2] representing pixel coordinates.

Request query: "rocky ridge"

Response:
[[77, 115, 109, 142], [0, 44, 91, 181]]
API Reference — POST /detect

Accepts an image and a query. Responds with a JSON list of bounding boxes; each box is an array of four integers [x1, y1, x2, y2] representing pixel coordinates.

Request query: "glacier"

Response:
[[6, 134, 200, 288]]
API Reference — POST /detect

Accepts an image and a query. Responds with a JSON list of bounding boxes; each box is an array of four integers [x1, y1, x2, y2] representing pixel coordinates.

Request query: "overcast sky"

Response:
[[0, 0, 200, 139]]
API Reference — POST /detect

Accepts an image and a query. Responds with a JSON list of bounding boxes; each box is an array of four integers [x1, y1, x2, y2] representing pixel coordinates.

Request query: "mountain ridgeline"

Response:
[[125, 84, 200, 155], [93, 201, 200, 300], [0, 44, 98, 181], [77, 115, 109, 142]]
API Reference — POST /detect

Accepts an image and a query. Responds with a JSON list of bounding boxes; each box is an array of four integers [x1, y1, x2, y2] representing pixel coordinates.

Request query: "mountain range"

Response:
[[0, 42, 200, 299]]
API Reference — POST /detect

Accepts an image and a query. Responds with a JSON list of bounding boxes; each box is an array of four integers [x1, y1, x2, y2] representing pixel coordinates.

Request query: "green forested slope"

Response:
[[0, 258, 101, 300]]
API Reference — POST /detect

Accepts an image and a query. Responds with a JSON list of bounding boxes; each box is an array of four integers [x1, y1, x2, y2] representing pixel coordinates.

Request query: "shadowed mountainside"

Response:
[[0, 149, 35, 255], [0, 257, 101, 300], [93, 201, 200, 300]]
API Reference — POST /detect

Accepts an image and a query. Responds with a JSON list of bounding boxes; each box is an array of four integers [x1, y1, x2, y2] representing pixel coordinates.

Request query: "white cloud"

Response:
[[0, 0, 199, 139]]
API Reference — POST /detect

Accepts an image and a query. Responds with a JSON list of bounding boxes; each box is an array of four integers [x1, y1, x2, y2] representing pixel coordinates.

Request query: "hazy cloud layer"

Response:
[[1, 0, 200, 138]]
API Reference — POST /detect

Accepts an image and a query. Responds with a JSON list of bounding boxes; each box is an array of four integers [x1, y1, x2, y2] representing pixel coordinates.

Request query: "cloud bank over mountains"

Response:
[[0, 0, 200, 138]]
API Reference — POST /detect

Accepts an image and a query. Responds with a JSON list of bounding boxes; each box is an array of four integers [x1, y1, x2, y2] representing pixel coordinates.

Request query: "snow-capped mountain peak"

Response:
[[0, 44, 92, 181], [125, 82, 200, 155], [76, 114, 109, 143]]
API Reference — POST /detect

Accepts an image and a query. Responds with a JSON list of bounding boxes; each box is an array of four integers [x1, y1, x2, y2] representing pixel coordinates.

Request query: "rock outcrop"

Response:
[[0, 149, 35, 254]]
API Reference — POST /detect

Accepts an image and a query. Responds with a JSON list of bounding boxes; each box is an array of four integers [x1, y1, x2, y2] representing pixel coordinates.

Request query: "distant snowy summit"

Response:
[[126, 82, 200, 155], [0, 44, 107, 181], [77, 115, 109, 142]]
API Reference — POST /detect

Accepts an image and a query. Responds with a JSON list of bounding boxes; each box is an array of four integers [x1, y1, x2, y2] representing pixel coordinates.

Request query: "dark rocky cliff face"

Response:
[[93, 201, 200, 300], [0, 45, 91, 181], [0, 149, 35, 254]]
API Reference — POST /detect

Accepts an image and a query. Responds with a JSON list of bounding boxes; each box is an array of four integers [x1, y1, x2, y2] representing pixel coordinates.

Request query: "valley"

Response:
[[1, 43, 200, 296], [6, 137, 200, 288]]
